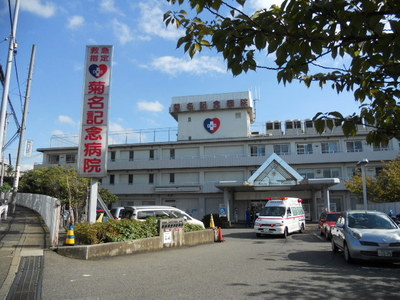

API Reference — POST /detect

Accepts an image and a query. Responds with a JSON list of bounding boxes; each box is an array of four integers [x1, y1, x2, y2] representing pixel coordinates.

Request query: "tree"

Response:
[[164, 0, 400, 145], [99, 187, 118, 205], [19, 165, 118, 207], [345, 156, 400, 202]]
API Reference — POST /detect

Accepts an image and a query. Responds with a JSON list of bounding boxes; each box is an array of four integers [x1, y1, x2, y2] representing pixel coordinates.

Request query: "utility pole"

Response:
[[0, 0, 20, 170], [0, 113, 9, 187], [13, 45, 36, 193]]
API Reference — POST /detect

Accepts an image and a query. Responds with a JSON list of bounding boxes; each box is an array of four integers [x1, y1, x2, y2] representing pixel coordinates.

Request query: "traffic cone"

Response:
[[65, 223, 75, 246], [209, 214, 215, 228], [218, 227, 224, 242]]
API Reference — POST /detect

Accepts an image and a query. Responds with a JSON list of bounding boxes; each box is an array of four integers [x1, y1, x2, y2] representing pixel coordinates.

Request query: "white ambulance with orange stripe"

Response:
[[254, 197, 306, 238]]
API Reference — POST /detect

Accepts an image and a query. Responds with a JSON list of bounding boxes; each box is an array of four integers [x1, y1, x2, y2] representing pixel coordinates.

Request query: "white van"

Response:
[[123, 206, 205, 228], [254, 197, 306, 238]]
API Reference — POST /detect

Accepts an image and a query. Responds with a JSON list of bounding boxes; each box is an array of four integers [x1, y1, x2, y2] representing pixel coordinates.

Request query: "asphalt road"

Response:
[[42, 228, 400, 300]]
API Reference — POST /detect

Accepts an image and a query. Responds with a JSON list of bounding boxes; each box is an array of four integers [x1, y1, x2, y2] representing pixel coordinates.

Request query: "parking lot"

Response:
[[42, 227, 400, 300]]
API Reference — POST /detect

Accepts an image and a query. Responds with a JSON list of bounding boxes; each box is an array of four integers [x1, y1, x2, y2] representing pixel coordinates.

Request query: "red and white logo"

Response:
[[204, 118, 220, 133]]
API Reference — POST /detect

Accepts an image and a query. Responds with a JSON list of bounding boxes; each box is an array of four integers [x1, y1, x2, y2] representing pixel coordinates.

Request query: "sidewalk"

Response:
[[0, 205, 48, 300]]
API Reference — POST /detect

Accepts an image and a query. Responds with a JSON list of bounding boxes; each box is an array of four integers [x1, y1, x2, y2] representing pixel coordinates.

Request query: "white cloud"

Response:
[[138, 1, 183, 40], [67, 15, 85, 30], [143, 56, 227, 76], [111, 18, 134, 45], [20, 0, 57, 18], [109, 122, 127, 132], [58, 115, 76, 125], [137, 101, 164, 112], [51, 129, 64, 135], [100, 0, 123, 15]]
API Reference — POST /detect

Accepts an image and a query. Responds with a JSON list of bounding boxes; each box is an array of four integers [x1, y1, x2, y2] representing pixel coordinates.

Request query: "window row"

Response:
[[46, 140, 394, 164]]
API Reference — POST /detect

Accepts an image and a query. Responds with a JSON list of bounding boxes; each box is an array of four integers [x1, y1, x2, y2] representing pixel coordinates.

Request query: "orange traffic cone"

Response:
[[65, 223, 75, 246], [217, 227, 224, 242], [209, 214, 215, 228]]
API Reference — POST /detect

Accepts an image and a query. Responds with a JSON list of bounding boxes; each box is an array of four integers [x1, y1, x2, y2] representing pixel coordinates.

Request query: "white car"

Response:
[[110, 206, 125, 220], [123, 206, 205, 228]]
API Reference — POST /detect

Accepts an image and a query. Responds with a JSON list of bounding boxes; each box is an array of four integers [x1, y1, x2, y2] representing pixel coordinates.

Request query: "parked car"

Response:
[[318, 212, 341, 240], [331, 210, 400, 263], [123, 206, 205, 228], [110, 206, 125, 220]]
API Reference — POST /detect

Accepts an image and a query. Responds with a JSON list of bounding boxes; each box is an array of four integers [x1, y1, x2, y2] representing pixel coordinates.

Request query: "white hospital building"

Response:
[[37, 91, 399, 222]]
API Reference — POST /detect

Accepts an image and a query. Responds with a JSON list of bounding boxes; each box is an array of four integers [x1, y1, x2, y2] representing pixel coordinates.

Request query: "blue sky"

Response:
[[0, 0, 360, 170]]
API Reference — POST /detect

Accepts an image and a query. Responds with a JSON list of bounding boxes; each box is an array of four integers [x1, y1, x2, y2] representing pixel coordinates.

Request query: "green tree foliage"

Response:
[[99, 187, 118, 205], [345, 156, 400, 202], [19, 165, 89, 206], [164, 0, 400, 145], [19, 166, 118, 207], [374, 156, 400, 202]]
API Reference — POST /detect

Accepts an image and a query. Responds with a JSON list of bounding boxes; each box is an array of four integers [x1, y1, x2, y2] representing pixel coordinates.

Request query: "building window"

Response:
[[128, 174, 133, 185], [346, 141, 363, 152], [48, 154, 59, 164], [235, 112, 241, 119], [250, 145, 265, 157], [149, 173, 154, 184], [298, 169, 315, 179], [321, 142, 338, 154], [266, 122, 273, 130], [170, 149, 175, 160], [66, 154, 76, 163], [373, 144, 389, 151], [322, 168, 341, 178], [110, 174, 115, 185], [346, 167, 361, 178], [110, 151, 116, 162], [149, 149, 154, 160], [273, 144, 289, 155], [169, 173, 175, 184], [297, 143, 313, 155], [129, 151, 134, 161], [274, 122, 281, 130], [188, 117, 191, 122]]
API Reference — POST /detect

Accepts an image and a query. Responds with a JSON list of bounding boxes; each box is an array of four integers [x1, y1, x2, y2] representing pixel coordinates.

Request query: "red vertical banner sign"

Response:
[[78, 45, 113, 178]]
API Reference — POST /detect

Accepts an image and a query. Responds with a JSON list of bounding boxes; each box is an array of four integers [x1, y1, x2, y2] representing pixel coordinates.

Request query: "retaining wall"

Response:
[[57, 229, 215, 260]]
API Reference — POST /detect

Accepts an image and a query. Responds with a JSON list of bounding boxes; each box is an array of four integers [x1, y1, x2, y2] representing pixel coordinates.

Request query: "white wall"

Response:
[[178, 109, 251, 140], [15, 193, 61, 247]]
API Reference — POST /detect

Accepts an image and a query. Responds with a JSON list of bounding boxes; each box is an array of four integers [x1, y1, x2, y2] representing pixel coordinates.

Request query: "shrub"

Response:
[[74, 218, 159, 245], [184, 223, 205, 232]]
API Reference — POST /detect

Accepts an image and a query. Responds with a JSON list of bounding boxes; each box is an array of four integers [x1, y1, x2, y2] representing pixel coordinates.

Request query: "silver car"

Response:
[[331, 210, 400, 263]]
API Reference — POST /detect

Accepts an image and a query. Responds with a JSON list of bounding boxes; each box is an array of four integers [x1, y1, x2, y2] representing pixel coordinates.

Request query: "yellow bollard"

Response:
[[65, 223, 75, 246], [209, 214, 215, 228]]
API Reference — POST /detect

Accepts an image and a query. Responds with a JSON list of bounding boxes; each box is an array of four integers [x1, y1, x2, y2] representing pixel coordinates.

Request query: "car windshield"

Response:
[[258, 207, 286, 217], [347, 213, 397, 229], [326, 214, 340, 222]]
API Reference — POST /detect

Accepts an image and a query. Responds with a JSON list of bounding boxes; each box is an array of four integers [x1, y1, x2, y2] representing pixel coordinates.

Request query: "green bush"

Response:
[[74, 217, 205, 245], [74, 218, 159, 245], [184, 223, 205, 232]]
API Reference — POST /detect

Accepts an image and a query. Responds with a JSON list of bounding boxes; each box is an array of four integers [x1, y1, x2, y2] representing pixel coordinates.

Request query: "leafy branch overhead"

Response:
[[164, 0, 400, 145]]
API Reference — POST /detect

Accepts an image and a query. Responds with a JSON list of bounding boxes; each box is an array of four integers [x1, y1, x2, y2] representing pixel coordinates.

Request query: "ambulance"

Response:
[[254, 197, 306, 238]]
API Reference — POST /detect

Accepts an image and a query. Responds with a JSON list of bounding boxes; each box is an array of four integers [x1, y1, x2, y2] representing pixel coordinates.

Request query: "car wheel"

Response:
[[299, 223, 305, 233], [344, 243, 353, 263], [325, 230, 331, 240], [283, 227, 288, 238], [256, 233, 261, 237], [331, 239, 339, 253]]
